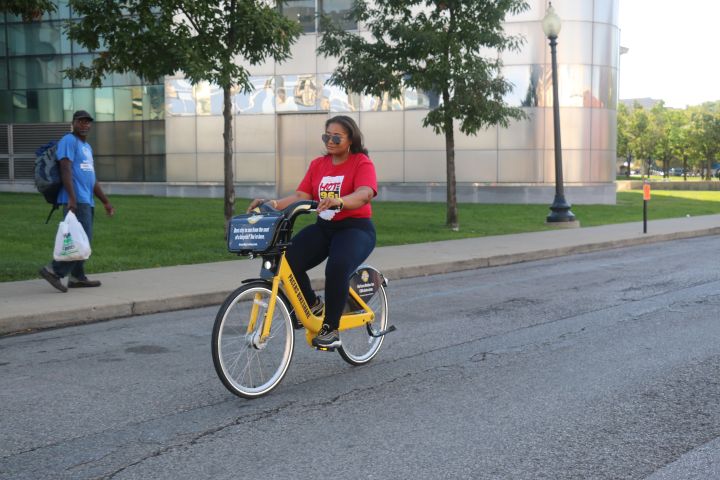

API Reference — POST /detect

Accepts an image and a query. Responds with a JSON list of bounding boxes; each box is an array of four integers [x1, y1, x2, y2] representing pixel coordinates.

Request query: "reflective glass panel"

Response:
[[6, 1, 71, 21], [166, 78, 196, 116], [9, 55, 72, 89], [540, 64, 592, 108], [281, 0, 316, 33], [71, 88, 95, 118], [0, 92, 11, 122], [8, 21, 70, 56], [62, 88, 73, 120], [363, 92, 403, 112], [143, 120, 166, 155], [95, 155, 145, 181], [91, 121, 143, 155], [275, 74, 320, 112], [93, 87, 114, 121], [236, 76, 274, 114], [112, 69, 142, 87], [594, 0, 619, 25], [592, 66, 617, 109], [143, 85, 165, 120], [143, 154, 165, 181], [552, 0, 593, 21], [503, 65, 542, 107], [72, 54, 101, 87], [0, 24, 6, 54], [36, 89, 65, 122], [0, 59, 7, 90], [111, 86, 133, 121], [319, 74, 359, 112], [593, 24, 619, 67], [193, 81, 223, 116], [322, 0, 356, 31], [11, 90, 40, 122], [403, 86, 441, 111], [501, 23, 546, 65]]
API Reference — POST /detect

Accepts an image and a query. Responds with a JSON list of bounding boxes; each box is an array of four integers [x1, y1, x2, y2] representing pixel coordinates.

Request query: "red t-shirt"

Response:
[[297, 153, 377, 221]]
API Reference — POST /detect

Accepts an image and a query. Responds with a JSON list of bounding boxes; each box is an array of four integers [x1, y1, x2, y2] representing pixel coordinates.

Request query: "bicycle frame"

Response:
[[249, 252, 375, 347]]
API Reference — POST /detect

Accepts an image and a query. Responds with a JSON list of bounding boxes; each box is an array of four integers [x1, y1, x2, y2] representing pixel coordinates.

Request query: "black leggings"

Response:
[[285, 217, 376, 330]]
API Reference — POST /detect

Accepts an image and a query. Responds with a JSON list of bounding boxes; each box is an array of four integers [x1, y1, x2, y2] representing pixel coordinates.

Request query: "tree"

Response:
[[0, 0, 56, 21], [66, 0, 302, 228], [665, 108, 691, 180], [650, 102, 672, 178], [318, 0, 529, 231], [616, 103, 631, 176], [626, 104, 658, 176], [687, 102, 720, 180]]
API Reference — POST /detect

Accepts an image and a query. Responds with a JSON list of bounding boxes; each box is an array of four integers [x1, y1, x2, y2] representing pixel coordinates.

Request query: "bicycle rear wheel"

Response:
[[212, 282, 294, 398], [338, 284, 388, 366]]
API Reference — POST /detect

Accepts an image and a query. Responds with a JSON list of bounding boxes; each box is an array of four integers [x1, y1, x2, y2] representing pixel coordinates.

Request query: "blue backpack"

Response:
[[34, 140, 61, 223]]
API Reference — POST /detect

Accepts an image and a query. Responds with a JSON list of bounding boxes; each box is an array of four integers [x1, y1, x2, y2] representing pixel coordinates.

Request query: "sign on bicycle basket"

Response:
[[227, 213, 283, 254]]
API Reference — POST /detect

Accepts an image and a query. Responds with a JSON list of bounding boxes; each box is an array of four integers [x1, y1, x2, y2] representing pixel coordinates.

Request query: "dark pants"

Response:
[[51, 203, 93, 279], [285, 218, 376, 330]]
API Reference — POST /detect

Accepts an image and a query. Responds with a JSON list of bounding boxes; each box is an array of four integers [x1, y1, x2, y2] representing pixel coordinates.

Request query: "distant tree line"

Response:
[[617, 101, 720, 180]]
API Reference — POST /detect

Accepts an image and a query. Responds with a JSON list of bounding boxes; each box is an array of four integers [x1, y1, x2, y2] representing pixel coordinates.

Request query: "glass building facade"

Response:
[[0, 1, 165, 187], [2, 0, 619, 204]]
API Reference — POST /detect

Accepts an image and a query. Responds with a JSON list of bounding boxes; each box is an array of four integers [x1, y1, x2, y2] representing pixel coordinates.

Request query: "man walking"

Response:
[[39, 110, 115, 292]]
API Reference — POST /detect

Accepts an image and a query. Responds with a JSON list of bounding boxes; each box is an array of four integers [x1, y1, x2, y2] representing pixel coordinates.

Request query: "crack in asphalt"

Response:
[[96, 400, 296, 479]]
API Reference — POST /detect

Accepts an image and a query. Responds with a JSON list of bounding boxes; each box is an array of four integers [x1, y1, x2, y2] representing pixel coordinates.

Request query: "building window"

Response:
[[280, 0, 356, 33]]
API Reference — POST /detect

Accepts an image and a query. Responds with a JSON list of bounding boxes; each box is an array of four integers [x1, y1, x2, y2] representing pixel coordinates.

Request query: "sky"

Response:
[[618, 0, 720, 108]]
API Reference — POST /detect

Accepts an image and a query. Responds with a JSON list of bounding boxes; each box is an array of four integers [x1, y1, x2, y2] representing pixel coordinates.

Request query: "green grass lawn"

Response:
[[2, 190, 720, 282]]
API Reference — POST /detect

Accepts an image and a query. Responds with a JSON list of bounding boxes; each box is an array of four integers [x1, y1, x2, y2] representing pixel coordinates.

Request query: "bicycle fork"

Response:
[[247, 276, 282, 349]]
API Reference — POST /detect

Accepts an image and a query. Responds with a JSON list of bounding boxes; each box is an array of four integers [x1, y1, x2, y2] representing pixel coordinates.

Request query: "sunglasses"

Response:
[[321, 133, 345, 145]]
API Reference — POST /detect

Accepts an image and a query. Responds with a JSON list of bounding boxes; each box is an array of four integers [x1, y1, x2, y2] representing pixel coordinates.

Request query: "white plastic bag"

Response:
[[53, 210, 92, 261]]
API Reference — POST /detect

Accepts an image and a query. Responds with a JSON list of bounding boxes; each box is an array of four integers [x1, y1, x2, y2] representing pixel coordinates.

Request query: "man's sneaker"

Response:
[[310, 296, 325, 318], [68, 277, 102, 288], [312, 324, 341, 350], [39, 267, 67, 293]]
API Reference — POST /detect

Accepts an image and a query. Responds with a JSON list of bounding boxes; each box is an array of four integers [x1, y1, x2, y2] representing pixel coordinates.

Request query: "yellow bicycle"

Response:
[[212, 200, 395, 398]]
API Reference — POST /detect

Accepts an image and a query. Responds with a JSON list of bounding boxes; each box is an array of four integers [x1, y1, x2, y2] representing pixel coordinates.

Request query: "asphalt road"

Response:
[[2, 236, 720, 480]]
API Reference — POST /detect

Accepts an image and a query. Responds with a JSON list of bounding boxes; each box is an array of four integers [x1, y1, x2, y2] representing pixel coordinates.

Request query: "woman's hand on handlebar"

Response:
[[317, 196, 344, 212], [246, 198, 276, 213]]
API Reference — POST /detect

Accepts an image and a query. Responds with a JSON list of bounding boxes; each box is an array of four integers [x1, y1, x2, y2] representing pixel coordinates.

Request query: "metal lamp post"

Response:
[[543, 3, 576, 224]]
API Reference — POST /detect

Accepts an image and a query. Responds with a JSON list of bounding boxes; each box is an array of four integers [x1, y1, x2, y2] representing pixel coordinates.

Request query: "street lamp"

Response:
[[543, 3, 577, 225]]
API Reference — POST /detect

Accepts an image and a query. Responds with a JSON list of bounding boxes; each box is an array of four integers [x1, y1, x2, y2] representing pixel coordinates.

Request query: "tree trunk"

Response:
[[707, 157, 713, 181], [443, 89, 458, 231], [222, 84, 235, 236]]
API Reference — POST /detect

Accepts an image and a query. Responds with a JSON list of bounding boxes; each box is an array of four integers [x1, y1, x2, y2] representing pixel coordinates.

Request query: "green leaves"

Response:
[[0, 0, 56, 22], [318, 0, 528, 135], [619, 101, 720, 177], [65, 0, 302, 91]]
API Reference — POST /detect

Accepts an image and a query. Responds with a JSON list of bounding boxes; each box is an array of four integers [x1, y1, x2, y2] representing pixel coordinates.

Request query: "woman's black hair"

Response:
[[325, 115, 369, 155]]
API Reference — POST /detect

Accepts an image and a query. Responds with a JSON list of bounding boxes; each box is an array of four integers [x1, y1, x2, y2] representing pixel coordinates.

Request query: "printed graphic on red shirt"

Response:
[[318, 175, 344, 200]]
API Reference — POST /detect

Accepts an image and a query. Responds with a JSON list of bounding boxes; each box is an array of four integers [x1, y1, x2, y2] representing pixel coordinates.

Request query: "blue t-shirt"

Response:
[[56, 133, 96, 206]]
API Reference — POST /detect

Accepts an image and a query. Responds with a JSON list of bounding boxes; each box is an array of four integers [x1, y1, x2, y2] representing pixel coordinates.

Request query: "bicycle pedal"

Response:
[[315, 345, 336, 352]]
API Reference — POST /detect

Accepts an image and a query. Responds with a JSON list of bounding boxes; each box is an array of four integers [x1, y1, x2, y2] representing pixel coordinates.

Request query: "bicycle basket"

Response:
[[227, 212, 284, 254]]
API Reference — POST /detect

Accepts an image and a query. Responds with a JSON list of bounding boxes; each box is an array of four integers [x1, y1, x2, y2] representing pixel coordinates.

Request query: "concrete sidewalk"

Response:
[[2, 214, 720, 336]]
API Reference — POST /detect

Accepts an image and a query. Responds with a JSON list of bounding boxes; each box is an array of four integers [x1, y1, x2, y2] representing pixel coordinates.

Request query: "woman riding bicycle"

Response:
[[247, 115, 377, 349]]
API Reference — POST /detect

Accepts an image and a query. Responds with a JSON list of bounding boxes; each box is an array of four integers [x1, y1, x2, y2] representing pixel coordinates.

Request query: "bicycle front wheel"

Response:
[[338, 284, 389, 366], [212, 282, 294, 399]]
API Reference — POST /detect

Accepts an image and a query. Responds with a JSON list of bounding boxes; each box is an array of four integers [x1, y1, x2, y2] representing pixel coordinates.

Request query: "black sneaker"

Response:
[[68, 277, 102, 288], [310, 296, 325, 318], [39, 267, 67, 293], [312, 324, 341, 350]]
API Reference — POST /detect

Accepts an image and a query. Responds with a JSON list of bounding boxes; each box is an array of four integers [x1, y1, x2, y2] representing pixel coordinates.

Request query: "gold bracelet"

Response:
[[337, 197, 344, 210]]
